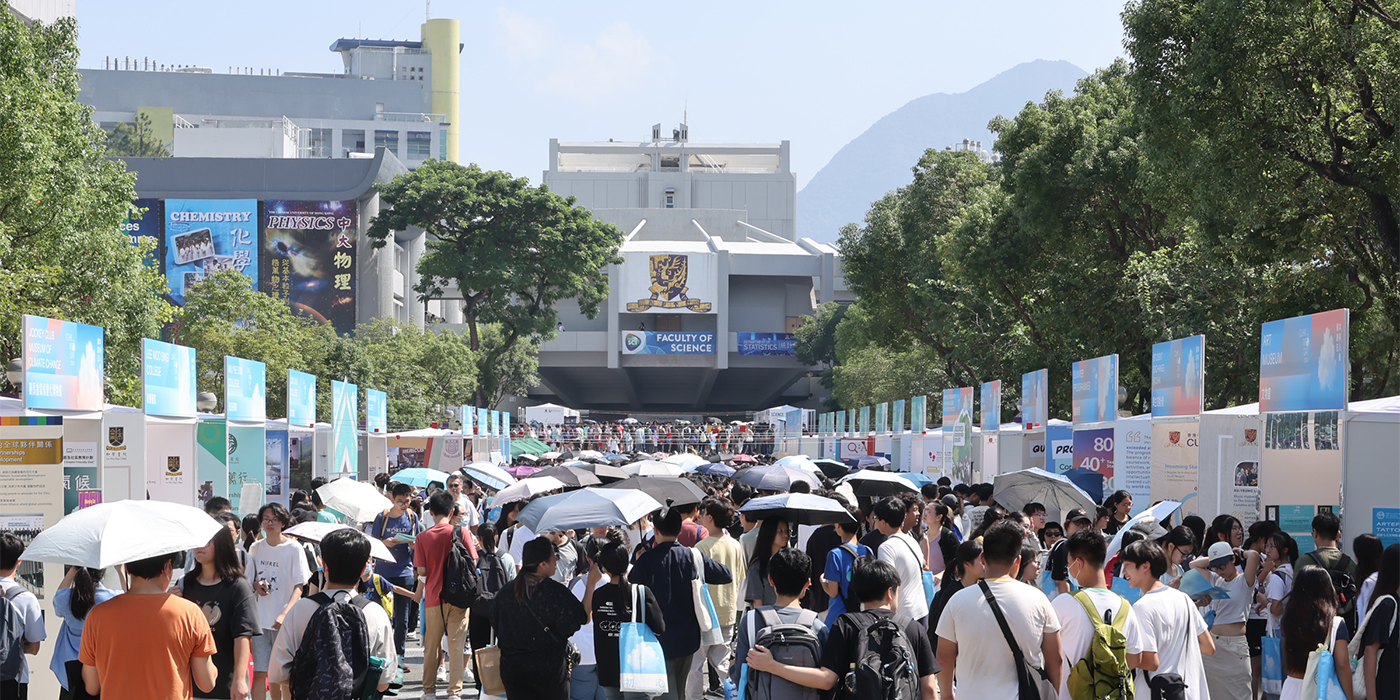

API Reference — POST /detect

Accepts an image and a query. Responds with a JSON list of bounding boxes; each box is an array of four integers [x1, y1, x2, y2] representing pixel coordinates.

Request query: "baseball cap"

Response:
[[1207, 541, 1235, 568], [1065, 508, 1092, 524], [940, 495, 959, 509]]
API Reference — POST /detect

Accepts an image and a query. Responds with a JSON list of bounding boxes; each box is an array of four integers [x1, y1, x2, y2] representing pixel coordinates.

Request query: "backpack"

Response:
[[846, 610, 921, 700], [745, 608, 823, 700], [1065, 591, 1134, 700], [0, 586, 30, 682], [1300, 551, 1359, 631], [290, 591, 372, 700], [440, 526, 481, 609], [478, 551, 509, 595], [837, 543, 874, 615]]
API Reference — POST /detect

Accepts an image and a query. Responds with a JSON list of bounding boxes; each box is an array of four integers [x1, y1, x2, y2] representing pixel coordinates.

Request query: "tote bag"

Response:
[[1261, 633, 1284, 695], [1300, 617, 1347, 700], [692, 547, 726, 646], [620, 584, 669, 696]]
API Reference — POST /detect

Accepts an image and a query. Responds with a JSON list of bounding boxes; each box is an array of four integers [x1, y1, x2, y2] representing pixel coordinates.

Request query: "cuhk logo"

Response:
[[1169, 431, 1181, 445], [625, 333, 643, 351], [1244, 429, 1257, 444]]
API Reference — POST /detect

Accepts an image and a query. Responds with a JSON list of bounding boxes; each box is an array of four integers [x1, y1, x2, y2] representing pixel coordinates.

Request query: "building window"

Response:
[[407, 131, 431, 158], [439, 130, 447, 159], [308, 128, 332, 158], [343, 129, 365, 154], [374, 130, 399, 155], [664, 187, 675, 209]]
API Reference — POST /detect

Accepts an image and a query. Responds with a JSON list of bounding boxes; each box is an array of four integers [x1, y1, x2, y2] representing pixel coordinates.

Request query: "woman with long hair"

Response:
[[241, 513, 260, 551], [1156, 525, 1196, 587], [1353, 533, 1384, 615], [923, 501, 958, 579], [1182, 515, 1207, 553], [1243, 520, 1280, 694], [179, 524, 261, 699], [1204, 514, 1244, 549], [1357, 543, 1399, 700], [928, 539, 983, 654], [1102, 490, 1133, 536], [52, 566, 117, 699], [489, 536, 588, 700], [590, 541, 665, 700], [1278, 567, 1352, 700], [745, 516, 790, 608]]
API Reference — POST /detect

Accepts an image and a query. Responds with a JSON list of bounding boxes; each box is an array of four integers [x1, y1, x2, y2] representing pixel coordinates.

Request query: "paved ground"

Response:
[[393, 633, 484, 700]]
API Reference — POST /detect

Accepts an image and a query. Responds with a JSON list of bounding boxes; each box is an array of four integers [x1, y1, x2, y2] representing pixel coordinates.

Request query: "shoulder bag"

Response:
[[979, 580, 1058, 700], [691, 546, 726, 646]]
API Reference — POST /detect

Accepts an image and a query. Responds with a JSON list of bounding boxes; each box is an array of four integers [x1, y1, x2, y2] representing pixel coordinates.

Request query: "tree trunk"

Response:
[[1367, 190, 1400, 273]]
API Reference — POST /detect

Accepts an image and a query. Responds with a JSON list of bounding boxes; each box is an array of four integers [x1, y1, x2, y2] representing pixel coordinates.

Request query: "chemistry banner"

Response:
[[331, 380, 358, 479], [1072, 354, 1119, 424], [164, 199, 258, 305], [737, 333, 796, 356], [621, 331, 715, 355], [224, 357, 267, 422], [980, 380, 1001, 431], [367, 389, 387, 435], [1259, 309, 1349, 413], [1150, 423, 1200, 517], [143, 338, 197, 418], [261, 201, 358, 334], [22, 315, 105, 411], [1151, 335, 1205, 418], [287, 370, 316, 428], [1021, 369, 1048, 430], [621, 251, 716, 313]]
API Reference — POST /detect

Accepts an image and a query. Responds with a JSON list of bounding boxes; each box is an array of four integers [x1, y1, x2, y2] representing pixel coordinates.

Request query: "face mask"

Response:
[[1067, 560, 1084, 589]]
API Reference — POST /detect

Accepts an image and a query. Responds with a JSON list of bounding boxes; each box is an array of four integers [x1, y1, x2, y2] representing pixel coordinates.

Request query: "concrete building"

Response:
[[78, 22, 462, 164], [511, 125, 850, 414], [7, 0, 73, 25]]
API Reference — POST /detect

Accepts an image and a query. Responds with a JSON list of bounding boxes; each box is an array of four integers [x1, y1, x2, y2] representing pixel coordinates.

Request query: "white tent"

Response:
[[524, 403, 578, 426], [1343, 395, 1400, 554]]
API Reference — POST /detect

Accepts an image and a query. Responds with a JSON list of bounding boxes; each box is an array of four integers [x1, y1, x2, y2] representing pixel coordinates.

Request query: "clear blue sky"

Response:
[[76, 1, 1127, 186]]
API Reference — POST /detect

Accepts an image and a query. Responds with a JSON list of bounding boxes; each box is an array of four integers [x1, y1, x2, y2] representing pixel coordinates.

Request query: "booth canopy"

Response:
[[511, 437, 551, 459]]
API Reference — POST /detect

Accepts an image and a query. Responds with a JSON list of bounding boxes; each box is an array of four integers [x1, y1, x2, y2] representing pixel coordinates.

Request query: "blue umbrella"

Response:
[[391, 467, 451, 488], [1062, 467, 1105, 505], [736, 465, 822, 492], [901, 472, 936, 488], [517, 488, 663, 533], [694, 463, 735, 478], [739, 493, 856, 526]]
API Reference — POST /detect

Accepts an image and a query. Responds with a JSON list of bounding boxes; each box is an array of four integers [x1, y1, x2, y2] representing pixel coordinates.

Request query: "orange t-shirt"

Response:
[[78, 593, 217, 700]]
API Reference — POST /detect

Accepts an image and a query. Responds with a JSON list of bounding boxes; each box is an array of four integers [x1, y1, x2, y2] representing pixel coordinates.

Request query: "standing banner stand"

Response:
[[142, 337, 199, 506], [288, 427, 314, 493], [1197, 405, 1262, 529], [195, 417, 228, 508], [1070, 354, 1118, 497], [1021, 369, 1049, 472], [264, 420, 290, 506], [1114, 415, 1152, 517], [980, 382, 1001, 480], [313, 423, 330, 480], [102, 407, 146, 503], [224, 357, 268, 515]]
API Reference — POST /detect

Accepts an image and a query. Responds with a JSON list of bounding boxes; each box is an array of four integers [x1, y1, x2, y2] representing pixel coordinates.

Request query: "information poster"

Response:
[[1231, 461, 1261, 529], [1259, 309, 1349, 413], [1151, 423, 1200, 516], [366, 389, 387, 435], [196, 419, 227, 506], [62, 438, 99, 515], [147, 420, 196, 505], [164, 199, 258, 305], [1021, 369, 1048, 429], [288, 433, 312, 493], [1072, 354, 1119, 424], [875, 403, 888, 434], [227, 423, 265, 515], [22, 315, 105, 411], [265, 429, 288, 505], [143, 338, 197, 418], [224, 357, 267, 422], [892, 400, 905, 434], [1374, 508, 1400, 549], [330, 380, 358, 479], [1072, 427, 1114, 479], [1151, 335, 1205, 418], [1023, 432, 1047, 471], [981, 380, 1001, 431], [1116, 420, 1152, 516], [1048, 424, 1074, 474], [260, 200, 358, 334], [102, 410, 145, 503], [287, 369, 316, 427], [1272, 504, 1318, 556], [1260, 411, 1342, 519]]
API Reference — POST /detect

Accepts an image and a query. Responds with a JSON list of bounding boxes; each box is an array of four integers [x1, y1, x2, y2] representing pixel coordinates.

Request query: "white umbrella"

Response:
[[991, 469, 1096, 520], [462, 462, 517, 490], [577, 450, 605, 460], [661, 453, 706, 468], [774, 455, 822, 473], [541, 451, 562, 459], [517, 489, 662, 533], [22, 500, 224, 569], [285, 522, 396, 562], [623, 460, 687, 477], [1106, 501, 1182, 560], [316, 477, 393, 523], [491, 475, 567, 506]]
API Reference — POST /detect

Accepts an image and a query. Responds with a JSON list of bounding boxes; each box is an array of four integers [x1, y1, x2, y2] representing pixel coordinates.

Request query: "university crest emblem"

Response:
[[108, 427, 125, 449], [627, 254, 712, 312], [1245, 428, 1257, 444], [1169, 431, 1181, 445]]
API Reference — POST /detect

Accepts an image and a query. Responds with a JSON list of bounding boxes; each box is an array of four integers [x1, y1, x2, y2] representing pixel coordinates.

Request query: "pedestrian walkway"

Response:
[[395, 633, 482, 700]]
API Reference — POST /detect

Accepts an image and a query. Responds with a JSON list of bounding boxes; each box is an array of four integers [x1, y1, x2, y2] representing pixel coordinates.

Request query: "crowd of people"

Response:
[[519, 420, 784, 456], [3, 458, 1396, 700]]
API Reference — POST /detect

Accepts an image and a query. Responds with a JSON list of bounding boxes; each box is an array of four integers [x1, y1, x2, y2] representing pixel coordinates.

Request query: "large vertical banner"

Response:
[[164, 199, 258, 305], [224, 357, 267, 422], [942, 388, 974, 480], [196, 419, 227, 507], [1072, 354, 1119, 424], [331, 380, 358, 479], [1259, 309, 1349, 413], [227, 423, 266, 515], [477, 409, 488, 437], [461, 405, 473, 436], [1021, 369, 1048, 429], [1152, 336, 1205, 418], [892, 400, 905, 434], [287, 370, 316, 428], [911, 396, 927, 434], [148, 419, 197, 505], [1151, 423, 1200, 516], [366, 389, 387, 435], [0, 416, 65, 624], [875, 403, 888, 434], [1072, 428, 1115, 479], [264, 429, 288, 506], [22, 315, 105, 411], [143, 339, 197, 418], [981, 380, 1001, 431], [858, 406, 870, 435], [834, 411, 846, 436], [260, 200, 359, 334], [126, 199, 165, 271]]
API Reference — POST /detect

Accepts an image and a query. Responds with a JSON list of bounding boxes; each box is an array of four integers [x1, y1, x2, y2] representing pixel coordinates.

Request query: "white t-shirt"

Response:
[[267, 588, 397, 684], [567, 577, 609, 666], [501, 523, 535, 564], [247, 538, 312, 629], [935, 578, 1062, 699], [0, 577, 45, 682], [878, 532, 929, 620], [1358, 571, 1378, 620], [1051, 589, 1145, 700], [1265, 564, 1294, 633], [1206, 570, 1253, 627], [1131, 586, 1210, 700]]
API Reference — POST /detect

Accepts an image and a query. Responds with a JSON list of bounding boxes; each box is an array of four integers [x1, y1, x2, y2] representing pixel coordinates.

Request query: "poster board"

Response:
[[227, 422, 266, 515], [1150, 421, 1200, 517], [102, 409, 146, 502], [146, 417, 197, 506]]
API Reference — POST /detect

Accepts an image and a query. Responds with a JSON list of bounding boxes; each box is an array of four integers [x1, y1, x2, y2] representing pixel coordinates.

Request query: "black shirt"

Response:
[[820, 609, 938, 699], [591, 582, 665, 688], [627, 541, 733, 659], [1049, 539, 1070, 583], [179, 575, 261, 699], [804, 525, 842, 613], [490, 576, 588, 682], [927, 578, 964, 653], [1360, 596, 1398, 700], [859, 530, 888, 553]]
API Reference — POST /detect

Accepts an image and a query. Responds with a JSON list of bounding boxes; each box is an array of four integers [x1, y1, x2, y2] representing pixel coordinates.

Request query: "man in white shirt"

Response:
[[936, 520, 1063, 700], [445, 474, 481, 530], [1120, 539, 1215, 700], [248, 503, 312, 700], [1050, 530, 1145, 700], [874, 496, 930, 624], [0, 534, 45, 698], [269, 528, 396, 695]]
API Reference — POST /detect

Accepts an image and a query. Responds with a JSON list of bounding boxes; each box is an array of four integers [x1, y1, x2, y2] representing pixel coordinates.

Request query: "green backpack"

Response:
[[1066, 591, 1134, 700]]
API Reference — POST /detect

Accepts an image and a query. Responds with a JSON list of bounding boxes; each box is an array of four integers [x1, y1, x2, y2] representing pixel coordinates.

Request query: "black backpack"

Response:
[[846, 610, 920, 700], [441, 526, 481, 609], [746, 608, 824, 700], [1300, 551, 1360, 630], [838, 543, 875, 616], [0, 587, 29, 682], [478, 552, 509, 595], [290, 591, 372, 700]]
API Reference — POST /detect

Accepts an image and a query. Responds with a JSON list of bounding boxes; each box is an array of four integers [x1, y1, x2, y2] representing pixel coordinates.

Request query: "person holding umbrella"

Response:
[[51, 565, 117, 700]]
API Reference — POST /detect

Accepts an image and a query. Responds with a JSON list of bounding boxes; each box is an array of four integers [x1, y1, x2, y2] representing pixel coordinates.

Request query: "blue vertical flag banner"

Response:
[[892, 400, 906, 433], [331, 380, 358, 478], [490, 410, 501, 437], [1072, 354, 1119, 424], [1259, 309, 1349, 413], [1021, 369, 1048, 429], [943, 388, 974, 466], [835, 410, 847, 435], [911, 396, 927, 433], [164, 199, 258, 305], [875, 403, 888, 433], [461, 405, 473, 435], [1152, 336, 1206, 418], [858, 406, 870, 434], [286, 369, 316, 427], [981, 380, 1002, 430], [366, 389, 387, 435], [224, 357, 267, 422], [143, 338, 197, 417], [478, 408, 488, 436], [21, 315, 105, 411]]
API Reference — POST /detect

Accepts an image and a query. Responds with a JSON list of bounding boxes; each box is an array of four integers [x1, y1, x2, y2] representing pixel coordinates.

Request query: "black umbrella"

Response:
[[598, 476, 707, 506], [739, 493, 857, 526], [527, 465, 602, 488], [842, 470, 919, 498], [734, 465, 822, 492], [810, 458, 850, 479], [574, 462, 629, 483]]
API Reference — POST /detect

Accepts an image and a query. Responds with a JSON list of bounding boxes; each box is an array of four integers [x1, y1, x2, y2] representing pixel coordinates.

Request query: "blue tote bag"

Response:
[[620, 584, 668, 696]]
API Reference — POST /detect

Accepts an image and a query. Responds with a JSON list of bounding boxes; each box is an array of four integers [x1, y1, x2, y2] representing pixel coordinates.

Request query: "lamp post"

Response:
[[196, 391, 218, 413]]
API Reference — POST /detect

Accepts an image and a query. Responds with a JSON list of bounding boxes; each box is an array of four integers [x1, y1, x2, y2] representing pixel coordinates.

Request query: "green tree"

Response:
[[366, 161, 624, 405], [792, 301, 848, 406], [104, 112, 170, 158], [476, 324, 538, 408], [0, 8, 170, 405], [348, 319, 477, 430]]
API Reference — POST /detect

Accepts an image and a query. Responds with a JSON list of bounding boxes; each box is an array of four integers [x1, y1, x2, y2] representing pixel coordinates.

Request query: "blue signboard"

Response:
[[224, 356, 267, 422], [1374, 508, 1400, 549], [22, 315, 105, 411], [892, 400, 905, 432], [143, 338, 197, 417], [366, 389, 387, 435], [1047, 423, 1074, 473], [125, 199, 164, 271], [1260, 309, 1349, 413], [478, 408, 488, 436], [461, 405, 473, 435], [287, 370, 316, 428], [1072, 354, 1119, 424], [490, 410, 500, 437], [620, 331, 715, 355], [331, 380, 357, 478], [164, 199, 258, 305], [981, 380, 1001, 431], [737, 332, 797, 356], [1152, 335, 1206, 418], [1021, 369, 1048, 429]]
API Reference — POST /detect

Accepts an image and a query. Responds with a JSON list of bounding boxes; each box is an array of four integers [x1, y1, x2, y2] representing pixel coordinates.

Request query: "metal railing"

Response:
[[377, 112, 446, 123]]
